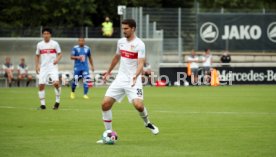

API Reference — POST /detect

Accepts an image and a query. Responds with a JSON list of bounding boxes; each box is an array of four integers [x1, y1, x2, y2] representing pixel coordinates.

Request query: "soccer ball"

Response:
[[102, 130, 118, 144], [184, 81, 189, 87], [174, 81, 180, 86]]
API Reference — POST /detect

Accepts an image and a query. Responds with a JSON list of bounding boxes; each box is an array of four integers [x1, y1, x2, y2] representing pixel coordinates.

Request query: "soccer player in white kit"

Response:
[[35, 28, 62, 110], [97, 19, 159, 143]]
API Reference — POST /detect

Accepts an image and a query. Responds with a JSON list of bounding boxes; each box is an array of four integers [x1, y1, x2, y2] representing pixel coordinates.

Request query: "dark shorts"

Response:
[[191, 68, 198, 76], [203, 67, 211, 75], [74, 69, 90, 79]]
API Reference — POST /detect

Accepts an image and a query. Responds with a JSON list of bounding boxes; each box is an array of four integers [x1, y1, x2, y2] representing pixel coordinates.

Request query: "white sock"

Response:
[[54, 87, 61, 103], [102, 110, 112, 130], [139, 106, 150, 124], [38, 90, 45, 106]]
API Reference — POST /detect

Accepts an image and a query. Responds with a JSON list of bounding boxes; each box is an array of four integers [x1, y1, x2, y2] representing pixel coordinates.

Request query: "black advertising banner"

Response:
[[216, 67, 276, 84], [160, 67, 276, 85], [197, 14, 276, 51]]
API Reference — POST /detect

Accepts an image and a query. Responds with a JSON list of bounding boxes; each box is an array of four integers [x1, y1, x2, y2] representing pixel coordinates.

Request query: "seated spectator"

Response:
[[17, 58, 32, 87], [2, 57, 14, 87]]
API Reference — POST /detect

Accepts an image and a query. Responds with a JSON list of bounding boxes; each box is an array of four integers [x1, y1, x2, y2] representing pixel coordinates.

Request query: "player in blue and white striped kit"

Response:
[[70, 38, 95, 99]]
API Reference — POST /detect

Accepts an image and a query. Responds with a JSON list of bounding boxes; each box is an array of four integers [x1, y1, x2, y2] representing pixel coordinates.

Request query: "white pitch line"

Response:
[[0, 106, 276, 115]]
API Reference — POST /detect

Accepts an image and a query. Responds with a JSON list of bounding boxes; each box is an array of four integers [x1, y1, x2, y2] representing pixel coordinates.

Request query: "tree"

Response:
[[0, 0, 97, 28]]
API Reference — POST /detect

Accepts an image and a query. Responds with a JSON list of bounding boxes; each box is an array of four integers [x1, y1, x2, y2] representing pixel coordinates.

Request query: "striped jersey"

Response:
[[35, 40, 61, 68], [116, 37, 145, 81]]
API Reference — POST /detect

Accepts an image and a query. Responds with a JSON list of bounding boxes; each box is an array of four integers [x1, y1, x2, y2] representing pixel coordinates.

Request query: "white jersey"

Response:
[[187, 55, 199, 69], [202, 54, 212, 67], [2, 63, 14, 70], [17, 64, 28, 74], [116, 37, 145, 82], [35, 39, 61, 68]]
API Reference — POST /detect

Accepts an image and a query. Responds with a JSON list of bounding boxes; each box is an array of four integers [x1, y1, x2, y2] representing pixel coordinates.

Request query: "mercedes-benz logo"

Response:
[[200, 22, 219, 43], [267, 22, 276, 43]]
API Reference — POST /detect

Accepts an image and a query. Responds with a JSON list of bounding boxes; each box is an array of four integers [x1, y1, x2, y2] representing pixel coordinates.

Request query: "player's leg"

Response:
[[26, 75, 32, 87], [38, 84, 46, 109], [83, 70, 91, 99], [101, 96, 116, 130], [71, 70, 81, 99], [38, 70, 47, 109], [127, 84, 159, 135], [17, 74, 23, 87], [97, 80, 125, 144], [96, 96, 116, 144], [133, 99, 159, 135], [51, 68, 61, 110], [6, 70, 13, 87]]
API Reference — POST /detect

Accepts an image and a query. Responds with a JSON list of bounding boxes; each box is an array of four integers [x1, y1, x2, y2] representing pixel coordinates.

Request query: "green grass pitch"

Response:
[[0, 85, 276, 157]]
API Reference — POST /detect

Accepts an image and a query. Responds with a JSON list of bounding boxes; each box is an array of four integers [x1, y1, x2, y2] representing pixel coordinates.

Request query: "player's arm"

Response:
[[132, 43, 146, 87], [53, 43, 62, 65], [2, 64, 7, 73], [88, 56, 94, 72], [103, 54, 120, 81], [17, 66, 20, 75], [107, 54, 120, 74], [134, 58, 145, 78], [54, 53, 62, 65], [10, 65, 14, 72], [132, 58, 145, 87], [35, 55, 40, 74], [87, 48, 94, 72], [187, 57, 192, 63], [70, 48, 81, 60], [71, 56, 82, 60]]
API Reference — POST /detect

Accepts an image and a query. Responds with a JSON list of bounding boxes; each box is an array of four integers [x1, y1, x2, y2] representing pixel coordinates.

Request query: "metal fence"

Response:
[[1, 6, 275, 63], [0, 27, 121, 38], [124, 7, 276, 63]]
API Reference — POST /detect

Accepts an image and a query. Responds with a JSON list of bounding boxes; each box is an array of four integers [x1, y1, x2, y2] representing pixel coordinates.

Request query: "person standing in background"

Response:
[[102, 16, 114, 37], [202, 48, 212, 83], [187, 50, 199, 85]]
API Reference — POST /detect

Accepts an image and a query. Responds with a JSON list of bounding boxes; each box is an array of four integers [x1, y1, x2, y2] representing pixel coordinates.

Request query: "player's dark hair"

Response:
[[122, 19, 136, 29], [78, 36, 85, 40], [205, 48, 210, 52], [42, 27, 52, 34]]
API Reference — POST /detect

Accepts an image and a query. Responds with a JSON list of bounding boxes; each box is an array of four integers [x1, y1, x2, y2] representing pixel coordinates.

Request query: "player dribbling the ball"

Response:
[[35, 28, 62, 110], [97, 19, 159, 144]]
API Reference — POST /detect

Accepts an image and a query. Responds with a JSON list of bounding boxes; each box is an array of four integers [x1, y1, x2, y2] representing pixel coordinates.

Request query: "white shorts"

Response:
[[105, 78, 143, 103], [38, 67, 59, 84]]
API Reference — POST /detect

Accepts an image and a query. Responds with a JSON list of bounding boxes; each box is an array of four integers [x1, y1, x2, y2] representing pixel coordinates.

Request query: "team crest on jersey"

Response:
[[130, 45, 135, 51]]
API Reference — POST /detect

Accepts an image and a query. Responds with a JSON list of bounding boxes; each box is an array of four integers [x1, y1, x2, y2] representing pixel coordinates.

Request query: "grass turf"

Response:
[[0, 85, 276, 157]]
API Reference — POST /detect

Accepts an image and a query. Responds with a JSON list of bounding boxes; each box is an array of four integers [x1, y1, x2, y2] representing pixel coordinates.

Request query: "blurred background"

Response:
[[0, 0, 276, 87]]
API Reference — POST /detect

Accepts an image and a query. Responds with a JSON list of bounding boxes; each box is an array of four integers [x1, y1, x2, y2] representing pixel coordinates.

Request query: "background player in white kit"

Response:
[[35, 28, 62, 110], [97, 19, 159, 143], [202, 48, 212, 83]]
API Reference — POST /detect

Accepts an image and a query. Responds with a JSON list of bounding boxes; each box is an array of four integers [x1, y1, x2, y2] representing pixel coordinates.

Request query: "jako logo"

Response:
[[222, 25, 262, 40], [200, 22, 219, 43], [267, 22, 276, 43]]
